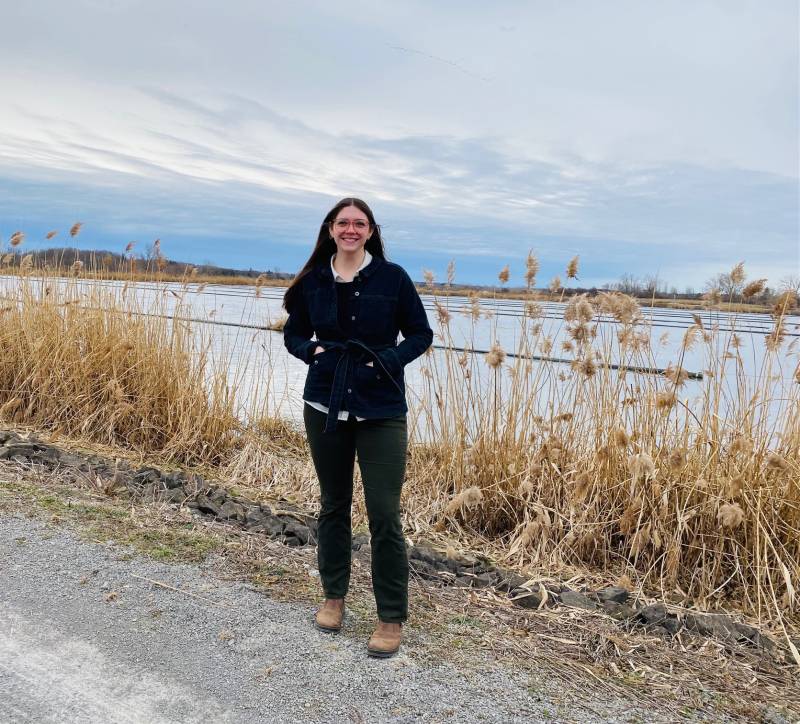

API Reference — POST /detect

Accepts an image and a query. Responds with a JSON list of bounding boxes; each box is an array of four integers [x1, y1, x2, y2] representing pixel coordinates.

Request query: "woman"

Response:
[[282, 197, 433, 658]]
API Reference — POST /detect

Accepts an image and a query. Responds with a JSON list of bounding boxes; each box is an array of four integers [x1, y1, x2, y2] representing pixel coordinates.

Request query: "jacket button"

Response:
[[314, 360, 318, 365], [351, 315, 355, 320], [347, 388, 352, 393], [354, 291, 359, 296]]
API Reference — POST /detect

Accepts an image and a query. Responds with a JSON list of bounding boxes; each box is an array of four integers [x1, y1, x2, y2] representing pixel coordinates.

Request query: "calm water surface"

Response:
[[3, 276, 797, 434]]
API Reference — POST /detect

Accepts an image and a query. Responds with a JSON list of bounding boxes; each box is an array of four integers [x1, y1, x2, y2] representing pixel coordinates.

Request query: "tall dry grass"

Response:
[[1, 230, 798, 635], [401, 255, 799, 635], [0, 250, 239, 464]]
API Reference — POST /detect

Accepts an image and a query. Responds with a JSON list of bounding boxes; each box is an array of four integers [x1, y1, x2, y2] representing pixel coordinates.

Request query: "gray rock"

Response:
[[408, 543, 446, 567], [683, 613, 772, 649], [494, 570, 527, 593], [60, 453, 89, 468], [510, 588, 544, 609], [282, 519, 312, 546], [245, 509, 269, 528], [636, 603, 668, 626], [0, 430, 21, 444], [602, 600, 637, 620], [217, 501, 246, 521], [351, 533, 370, 551], [659, 617, 682, 636], [470, 571, 498, 588], [194, 493, 224, 518], [452, 571, 497, 588], [595, 586, 629, 604], [162, 472, 186, 489], [31, 446, 62, 464], [157, 488, 187, 505], [249, 516, 285, 538], [0, 442, 39, 459], [409, 559, 444, 580], [134, 468, 162, 485], [559, 590, 598, 611]]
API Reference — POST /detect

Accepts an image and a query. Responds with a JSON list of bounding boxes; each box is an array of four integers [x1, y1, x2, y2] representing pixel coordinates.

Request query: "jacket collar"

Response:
[[330, 249, 372, 281], [316, 251, 383, 280]]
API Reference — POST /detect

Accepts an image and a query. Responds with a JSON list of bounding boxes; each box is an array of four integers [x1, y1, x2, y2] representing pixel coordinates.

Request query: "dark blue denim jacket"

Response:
[[283, 255, 433, 433]]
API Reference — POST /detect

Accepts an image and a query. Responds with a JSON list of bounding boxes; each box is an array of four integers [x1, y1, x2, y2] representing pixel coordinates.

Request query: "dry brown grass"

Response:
[[393, 261, 799, 648], [0, 270, 239, 465]]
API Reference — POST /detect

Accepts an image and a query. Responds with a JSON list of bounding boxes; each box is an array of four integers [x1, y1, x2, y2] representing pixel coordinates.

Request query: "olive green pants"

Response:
[[303, 403, 409, 623]]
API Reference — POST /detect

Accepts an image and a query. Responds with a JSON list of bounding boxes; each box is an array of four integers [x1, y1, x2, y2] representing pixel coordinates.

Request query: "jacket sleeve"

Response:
[[384, 269, 433, 371], [283, 283, 317, 364]]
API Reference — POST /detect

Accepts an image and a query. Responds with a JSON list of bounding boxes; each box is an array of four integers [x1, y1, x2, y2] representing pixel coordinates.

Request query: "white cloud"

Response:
[[0, 0, 796, 286]]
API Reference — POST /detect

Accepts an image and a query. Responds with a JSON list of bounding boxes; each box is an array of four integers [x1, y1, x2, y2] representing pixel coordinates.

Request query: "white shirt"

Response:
[[305, 250, 373, 422]]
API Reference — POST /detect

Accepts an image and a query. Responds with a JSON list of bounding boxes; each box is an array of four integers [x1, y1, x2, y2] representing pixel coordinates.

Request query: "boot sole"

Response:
[[314, 621, 343, 633], [366, 646, 399, 658]]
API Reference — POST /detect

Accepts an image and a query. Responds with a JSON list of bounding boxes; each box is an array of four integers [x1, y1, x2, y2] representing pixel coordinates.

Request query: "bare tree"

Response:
[[615, 273, 641, 295], [705, 271, 744, 300], [779, 274, 800, 294]]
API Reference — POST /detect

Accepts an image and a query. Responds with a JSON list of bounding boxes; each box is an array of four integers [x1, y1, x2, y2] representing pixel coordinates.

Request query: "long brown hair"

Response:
[[282, 197, 386, 312]]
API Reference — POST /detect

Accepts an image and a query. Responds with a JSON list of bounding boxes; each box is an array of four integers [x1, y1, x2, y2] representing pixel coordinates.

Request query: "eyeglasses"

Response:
[[332, 219, 370, 231]]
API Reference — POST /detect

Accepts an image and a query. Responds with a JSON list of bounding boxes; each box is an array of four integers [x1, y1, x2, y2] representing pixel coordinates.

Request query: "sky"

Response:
[[1, 0, 798, 289]]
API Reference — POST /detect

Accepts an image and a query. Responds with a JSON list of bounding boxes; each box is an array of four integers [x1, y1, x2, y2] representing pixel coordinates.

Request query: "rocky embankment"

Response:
[[0, 429, 792, 663]]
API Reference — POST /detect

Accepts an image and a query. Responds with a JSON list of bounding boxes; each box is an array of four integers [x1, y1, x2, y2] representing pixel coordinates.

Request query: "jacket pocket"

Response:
[[306, 348, 339, 390], [355, 358, 399, 402]]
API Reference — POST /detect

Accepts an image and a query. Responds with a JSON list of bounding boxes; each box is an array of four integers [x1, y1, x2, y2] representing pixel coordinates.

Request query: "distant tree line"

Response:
[[605, 271, 800, 305], [4, 245, 797, 306], [1, 246, 293, 281]]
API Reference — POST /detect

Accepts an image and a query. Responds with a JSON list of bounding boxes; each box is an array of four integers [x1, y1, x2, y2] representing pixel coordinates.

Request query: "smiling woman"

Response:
[[282, 197, 433, 659]]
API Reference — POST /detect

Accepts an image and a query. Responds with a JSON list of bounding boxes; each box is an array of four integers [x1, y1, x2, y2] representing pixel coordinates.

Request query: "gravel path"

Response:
[[0, 514, 662, 723]]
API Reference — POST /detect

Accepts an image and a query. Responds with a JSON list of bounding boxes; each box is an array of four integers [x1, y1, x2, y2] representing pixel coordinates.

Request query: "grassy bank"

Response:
[[1, 233, 798, 641]]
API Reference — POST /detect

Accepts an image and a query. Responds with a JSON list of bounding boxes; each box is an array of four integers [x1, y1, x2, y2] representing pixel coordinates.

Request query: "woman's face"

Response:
[[329, 205, 372, 256]]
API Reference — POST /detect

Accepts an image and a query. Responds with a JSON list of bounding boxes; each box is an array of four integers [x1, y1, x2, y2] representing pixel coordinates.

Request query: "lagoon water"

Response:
[[3, 276, 798, 435]]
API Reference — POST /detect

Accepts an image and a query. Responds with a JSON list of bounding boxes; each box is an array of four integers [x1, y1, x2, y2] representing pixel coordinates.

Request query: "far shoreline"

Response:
[[0, 267, 779, 316]]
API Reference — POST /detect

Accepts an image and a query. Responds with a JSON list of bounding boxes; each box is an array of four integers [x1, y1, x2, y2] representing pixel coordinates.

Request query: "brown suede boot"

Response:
[[314, 598, 345, 632], [367, 622, 402, 658]]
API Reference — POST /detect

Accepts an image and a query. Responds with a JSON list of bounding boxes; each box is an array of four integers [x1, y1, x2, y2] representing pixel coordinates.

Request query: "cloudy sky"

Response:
[[1, 1, 797, 288]]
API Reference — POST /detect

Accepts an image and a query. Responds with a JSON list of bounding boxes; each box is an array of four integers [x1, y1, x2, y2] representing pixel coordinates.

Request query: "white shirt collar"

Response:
[[331, 249, 372, 282]]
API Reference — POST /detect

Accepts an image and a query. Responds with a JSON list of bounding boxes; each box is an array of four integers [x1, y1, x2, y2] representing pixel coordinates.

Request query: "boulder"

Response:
[[559, 590, 598, 611], [684, 613, 772, 649], [282, 519, 313, 546], [162, 472, 187, 489], [595, 586, 630, 604], [408, 543, 447, 568], [0, 442, 39, 459], [493, 569, 528, 593], [217, 501, 246, 521], [636, 603, 668, 626], [409, 559, 444, 580], [157, 488, 187, 504], [194, 493, 224, 517], [510, 587, 544, 609], [602, 600, 636, 620]]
